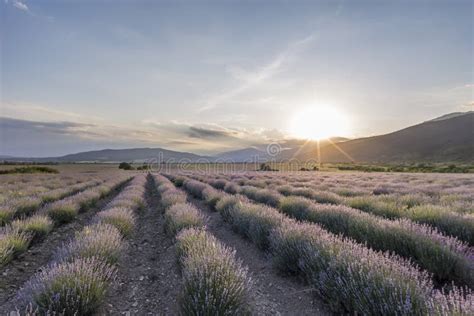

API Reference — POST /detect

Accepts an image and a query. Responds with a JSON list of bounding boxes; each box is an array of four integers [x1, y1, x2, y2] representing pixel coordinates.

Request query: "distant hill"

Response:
[[2, 112, 472, 164], [429, 111, 473, 122], [215, 138, 349, 162], [298, 111, 473, 163], [5, 148, 209, 163]]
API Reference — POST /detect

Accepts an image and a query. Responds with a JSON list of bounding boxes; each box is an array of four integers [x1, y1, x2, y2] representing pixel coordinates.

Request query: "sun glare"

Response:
[[290, 106, 350, 140]]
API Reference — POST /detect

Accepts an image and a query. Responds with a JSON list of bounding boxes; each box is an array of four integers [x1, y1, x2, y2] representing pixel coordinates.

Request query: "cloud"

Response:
[[198, 34, 315, 112], [6, 0, 29, 11], [0, 115, 290, 157], [188, 126, 237, 139], [448, 83, 474, 92], [1, 116, 94, 134], [1, 101, 105, 123], [462, 101, 473, 108]]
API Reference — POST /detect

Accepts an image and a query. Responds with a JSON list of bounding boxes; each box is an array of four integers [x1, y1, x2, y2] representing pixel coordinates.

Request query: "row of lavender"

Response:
[[228, 172, 473, 212], [0, 177, 104, 225], [152, 174, 253, 314], [254, 172, 473, 201], [215, 172, 474, 245], [166, 173, 473, 315], [12, 174, 147, 314], [196, 175, 474, 289], [0, 175, 130, 267]]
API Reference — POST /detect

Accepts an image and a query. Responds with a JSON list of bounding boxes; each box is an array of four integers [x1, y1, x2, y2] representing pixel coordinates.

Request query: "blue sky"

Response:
[[1, 0, 472, 156]]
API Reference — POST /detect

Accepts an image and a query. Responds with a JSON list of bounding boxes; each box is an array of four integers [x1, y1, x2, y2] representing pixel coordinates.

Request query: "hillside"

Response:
[[5, 148, 209, 163], [2, 112, 472, 164], [299, 112, 473, 163], [215, 138, 349, 162]]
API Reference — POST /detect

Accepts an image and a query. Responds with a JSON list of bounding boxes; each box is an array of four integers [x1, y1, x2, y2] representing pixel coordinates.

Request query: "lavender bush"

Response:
[[209, 178, 228, 190], [47, 199, 79, 224], [223, 182, 240, 194], [12, 215, 53, 241], [55, 223, 124, 264], [348, 196, 474, 246], [410, 204, 474, 246], [240, 186, 281, 208], [97, 207, 136, 237], [182, 179, 209, 199], [0, 227, 31, 266], [279, 196, 474, 287], [19, 257, 116, 315], [224, 201, 287, 250], [182, 175, 474, 315], [176, 228, 253, 315], [0, 205, 15, 225], [201, 187, 224, 210], [161, 189, 188, 209], [164, 203, 206, 235], [13, 197, 43, 218], [270, 221, 438, 314]]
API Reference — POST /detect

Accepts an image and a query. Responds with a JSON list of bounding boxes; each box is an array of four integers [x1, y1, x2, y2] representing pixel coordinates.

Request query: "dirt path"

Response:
[[0, 181, 130, 314], [186, 195, 329, 316], [102, 175, 180, 315]]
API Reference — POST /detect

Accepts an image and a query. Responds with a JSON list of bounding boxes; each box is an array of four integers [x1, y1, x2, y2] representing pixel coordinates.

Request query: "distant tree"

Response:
[[259, 163, 278, 171], [119, 162, 133, 170], [136, 163, 149, 171]]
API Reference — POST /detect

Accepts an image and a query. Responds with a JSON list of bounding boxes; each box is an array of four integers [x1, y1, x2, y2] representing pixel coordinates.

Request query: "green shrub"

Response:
[[118, 162, 133, 170], [173, 176, 187, 187], [0, 166, 58, 174]]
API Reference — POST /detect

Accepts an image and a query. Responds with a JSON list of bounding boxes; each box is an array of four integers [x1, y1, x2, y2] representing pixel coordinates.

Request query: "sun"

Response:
[[290, 106, 350, 140]]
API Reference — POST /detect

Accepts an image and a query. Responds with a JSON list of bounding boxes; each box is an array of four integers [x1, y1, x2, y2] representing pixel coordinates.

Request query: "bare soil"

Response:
[[0, 181, 129, 314], [101, 175, 181, 315], [186, 195, 329, 315]]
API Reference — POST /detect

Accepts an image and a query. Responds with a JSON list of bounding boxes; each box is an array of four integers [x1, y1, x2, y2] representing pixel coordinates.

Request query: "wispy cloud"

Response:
[[198, 34, 315, 112], [1, 104, 290, 156], [4, 0, 55, 20], [449, 83, 474, 91], [1, 102, 105, 123], [188, 126, 238, 139], [11, 0, 29, 11]]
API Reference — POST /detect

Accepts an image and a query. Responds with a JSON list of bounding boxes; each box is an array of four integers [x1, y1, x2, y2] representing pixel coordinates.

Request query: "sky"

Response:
[[1, 0, 472, 157]]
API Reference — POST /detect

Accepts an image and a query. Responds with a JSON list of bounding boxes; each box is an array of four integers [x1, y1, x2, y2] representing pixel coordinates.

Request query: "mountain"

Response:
[[215, 138, 349, 162], [4, 148, 209, 163], [2, 112, 472, 164], [429, 111, 473, 122], [215, 147, 270, 162], [298, 111, 473, 163]]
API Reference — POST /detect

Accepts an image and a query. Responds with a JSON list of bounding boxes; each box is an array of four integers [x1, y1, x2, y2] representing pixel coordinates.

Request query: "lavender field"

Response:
[[0, 168, 472, 315], [2, 0, 473, 314]]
